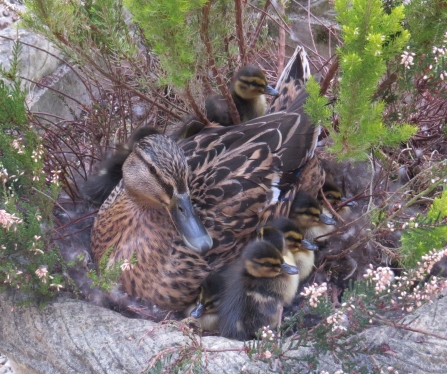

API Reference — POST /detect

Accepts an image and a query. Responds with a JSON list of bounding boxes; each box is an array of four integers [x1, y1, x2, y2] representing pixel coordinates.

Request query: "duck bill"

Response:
[[341, 197, 358, 207], [281, 262, 299, 275], [169, 193, 213, 254], [190, 303, 205, 318], [302, 239, 319, 251], [319, 213, 336, 225], [264, 84, 279, 96]]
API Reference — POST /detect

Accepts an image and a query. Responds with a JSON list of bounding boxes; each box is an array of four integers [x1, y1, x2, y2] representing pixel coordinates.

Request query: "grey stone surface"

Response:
[[0, 28, 65, 90], [0, 293, 267, 374], [0, 6, 94, 123], [1, 290, 447, 374]]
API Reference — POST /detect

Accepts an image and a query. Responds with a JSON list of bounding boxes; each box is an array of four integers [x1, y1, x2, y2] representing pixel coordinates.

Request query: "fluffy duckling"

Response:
[[289, 190, 336, 243], [268, 217, 319, 282], [83, 126, 160, 205], [217, 241, 299, 341], [206, 65, 279, 127], [184, 270, 225, 332], [318, 180, 357, 221], [257, 225, 299, 305]]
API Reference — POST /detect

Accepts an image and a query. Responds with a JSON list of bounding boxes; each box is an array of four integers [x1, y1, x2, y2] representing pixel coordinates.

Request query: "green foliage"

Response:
[[122, 0, 259, 88], [401, 189, 447, 268], [403, 0, 447, 54], [23, 0, 137, 58], [304, 76, 332, 129], [123, 0, 208, 86], [0, 41, 62, 302], [309, 0, 417, 160], [87, 248, 137, 292]]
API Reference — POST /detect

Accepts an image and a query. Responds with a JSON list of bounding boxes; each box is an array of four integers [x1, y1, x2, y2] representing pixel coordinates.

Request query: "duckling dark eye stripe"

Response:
[[135, 152, 174, 198], [239, 79, 265, 88], [294, 207, 320, 217]]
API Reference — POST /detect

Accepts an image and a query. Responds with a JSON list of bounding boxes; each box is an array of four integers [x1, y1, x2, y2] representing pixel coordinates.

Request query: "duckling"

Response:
[[318, 180, 357, 221], [217, 241, 299, 341], [268, 217, 319, 282], [206, 65, 279, 127], [83, 126, 160, 205], [257, 225, 299, 305], [289, 190, 336, 243], [184, 270, 225, 332]]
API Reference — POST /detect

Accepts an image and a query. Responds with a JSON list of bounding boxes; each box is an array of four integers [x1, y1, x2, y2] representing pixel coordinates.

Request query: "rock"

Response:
[[0, 29, 65, 90], [27, 63, 97, 124], [1, 290, 447, 373]]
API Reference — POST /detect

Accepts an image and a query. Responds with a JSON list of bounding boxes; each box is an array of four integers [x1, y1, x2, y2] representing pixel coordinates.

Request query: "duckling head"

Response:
[[190, 271, 224, 318], [243, 241, 299, 278], [289, 191, 336, 230], [268, 217, 319, 254], [233, 66, 279, 100], [123, 134, 213, 253], [318, 180, 357, 209], [257, 225, 286, 254]]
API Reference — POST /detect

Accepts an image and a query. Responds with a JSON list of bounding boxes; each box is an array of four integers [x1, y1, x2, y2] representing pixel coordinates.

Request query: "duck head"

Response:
[[122, 134, 213, 253]]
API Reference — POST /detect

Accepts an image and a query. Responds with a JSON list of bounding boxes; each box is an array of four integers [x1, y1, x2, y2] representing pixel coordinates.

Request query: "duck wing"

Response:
[[179, 88, 319, 265], [269, 45, 311, 114]]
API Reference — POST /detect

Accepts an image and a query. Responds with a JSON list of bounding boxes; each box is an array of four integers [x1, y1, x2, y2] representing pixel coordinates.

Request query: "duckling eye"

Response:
[[326, 194, 335, 199]]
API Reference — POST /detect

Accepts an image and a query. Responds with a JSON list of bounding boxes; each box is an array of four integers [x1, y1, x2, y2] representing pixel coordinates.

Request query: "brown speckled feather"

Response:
[[269, 45, 311, 114]]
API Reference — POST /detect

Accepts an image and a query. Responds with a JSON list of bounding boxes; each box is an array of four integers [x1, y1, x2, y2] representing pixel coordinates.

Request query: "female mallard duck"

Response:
[[318, 180, 357, 220], [89, 45, 321, 311], [217, 240, 299, 340], [206, 65, 279, 127], [267, 217, 319, 282], [289, 190, 336, 243]]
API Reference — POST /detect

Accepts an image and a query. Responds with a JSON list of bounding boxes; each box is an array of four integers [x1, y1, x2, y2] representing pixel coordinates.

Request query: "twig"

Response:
[[319, 187, 345, 223], [319, 56, 339, 96], [185, 84, 210, 126], [374, 315, 447, 341], [201, 1, 240, 125], [49, 33, 183, 120], [276, 0, 286, 77], [31, 188, 71, 218], [234, 0, 248, 66], [247, 1, 271, 54], [307, 0, 324, 68]]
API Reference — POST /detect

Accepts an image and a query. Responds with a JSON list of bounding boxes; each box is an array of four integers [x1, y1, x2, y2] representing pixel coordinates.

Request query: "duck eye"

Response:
[[326, 194, 335, 199], [149, 165, 157, 174]]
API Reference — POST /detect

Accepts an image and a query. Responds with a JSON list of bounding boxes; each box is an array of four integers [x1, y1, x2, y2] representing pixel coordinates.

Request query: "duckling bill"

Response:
[[217, 241, 298, 341]]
